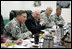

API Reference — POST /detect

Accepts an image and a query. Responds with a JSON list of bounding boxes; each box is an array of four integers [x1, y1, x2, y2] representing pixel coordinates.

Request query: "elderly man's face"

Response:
[[46, 8, 53, 16], [34, 10, 40, 20], [19, 13, 27, 23]]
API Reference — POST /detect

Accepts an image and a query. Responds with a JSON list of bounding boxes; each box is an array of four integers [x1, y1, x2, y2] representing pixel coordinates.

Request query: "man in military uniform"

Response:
[[52, 6, 65, 25], [40, 7, 54, 28], [4, 10, 32, 40], [52, 7, 65, 41]]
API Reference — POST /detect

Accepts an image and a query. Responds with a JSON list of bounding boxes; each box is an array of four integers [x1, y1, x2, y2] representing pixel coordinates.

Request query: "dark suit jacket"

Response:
[[25, 15, 45, 34], [1, 15, 5, 34]]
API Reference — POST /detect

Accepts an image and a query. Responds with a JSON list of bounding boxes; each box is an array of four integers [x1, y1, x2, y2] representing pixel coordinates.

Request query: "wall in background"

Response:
[[1, 1, 56, 18], [1, 1, 71, 24]]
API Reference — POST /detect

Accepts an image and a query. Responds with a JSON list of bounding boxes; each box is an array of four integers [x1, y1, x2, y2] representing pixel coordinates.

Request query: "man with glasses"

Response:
[[4, 10, 32, 40], [25, 9, 45, 35]]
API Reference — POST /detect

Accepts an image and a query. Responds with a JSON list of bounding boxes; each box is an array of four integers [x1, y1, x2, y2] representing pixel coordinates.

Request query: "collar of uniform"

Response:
[[45, 12, 50, 18], [55, 13, 61, 18], [14, 18, 21, 27]]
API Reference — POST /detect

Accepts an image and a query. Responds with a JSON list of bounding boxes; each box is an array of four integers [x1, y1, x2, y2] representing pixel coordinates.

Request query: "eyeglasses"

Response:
[[21, 15, 27, 18]]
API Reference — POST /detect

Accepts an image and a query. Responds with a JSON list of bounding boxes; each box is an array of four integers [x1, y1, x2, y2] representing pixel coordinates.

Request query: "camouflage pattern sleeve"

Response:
[[4, 18, 32, 40]]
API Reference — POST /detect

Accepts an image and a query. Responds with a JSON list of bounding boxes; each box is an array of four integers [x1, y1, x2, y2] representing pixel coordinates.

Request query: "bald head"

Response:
[[32, 9, 40, 20], [46, 7, 53, 10], [46, 7, 53, 16]]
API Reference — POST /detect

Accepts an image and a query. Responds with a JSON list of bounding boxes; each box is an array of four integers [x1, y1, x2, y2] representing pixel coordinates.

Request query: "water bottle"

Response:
[[34, 33, 39, 44]]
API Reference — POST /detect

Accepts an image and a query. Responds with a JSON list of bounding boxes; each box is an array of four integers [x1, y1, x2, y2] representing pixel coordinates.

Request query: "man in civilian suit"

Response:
[[25, 9, 45, 35]]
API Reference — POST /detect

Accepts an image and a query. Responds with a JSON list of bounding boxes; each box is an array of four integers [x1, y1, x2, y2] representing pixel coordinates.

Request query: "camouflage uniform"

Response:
[[53, 14, 65, 40], [4, 18, 32, 40], [40, 12, 55, 28], [52, 14, 65, 25]]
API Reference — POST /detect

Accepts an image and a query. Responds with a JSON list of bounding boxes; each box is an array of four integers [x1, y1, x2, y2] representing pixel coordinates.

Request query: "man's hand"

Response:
[[40, 19, 45, 25], [26, 36, 31, 39], [16, 38, 23, 45]]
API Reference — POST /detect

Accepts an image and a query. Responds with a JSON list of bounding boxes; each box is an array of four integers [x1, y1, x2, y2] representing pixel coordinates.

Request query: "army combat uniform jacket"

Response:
[[4, 18, 32, 40]]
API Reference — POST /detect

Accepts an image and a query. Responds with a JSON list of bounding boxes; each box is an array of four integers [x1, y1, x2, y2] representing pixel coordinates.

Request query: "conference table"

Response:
[[1, 25, 71, 48]]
